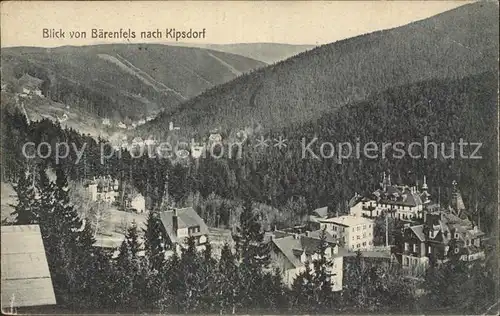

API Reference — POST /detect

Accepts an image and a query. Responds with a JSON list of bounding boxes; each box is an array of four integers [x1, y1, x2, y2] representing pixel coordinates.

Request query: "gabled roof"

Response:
[[159, 207, 209, 244], [373, 185, 424, 207], [409, 225, 426, 242], [272, 235, 350, 269], [306, 230, 337, 244], [1, 225, 56, 308], [312, 206, 328, 218], [319, 215, 374, 227]]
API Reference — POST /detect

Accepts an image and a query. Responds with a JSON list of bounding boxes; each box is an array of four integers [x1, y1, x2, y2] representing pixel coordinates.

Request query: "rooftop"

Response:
[[1, 225, 56, 308], [159, 207, 209, 244], [320, 215, 374, 227], [272, 235, 351, 268]]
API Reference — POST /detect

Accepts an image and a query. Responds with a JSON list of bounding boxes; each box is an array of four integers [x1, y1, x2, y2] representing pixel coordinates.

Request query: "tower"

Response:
[[450, 180, 465, 216], [381, 171, 391, 191], [421, 176, 431, 204], [422, 176, 428, 191]]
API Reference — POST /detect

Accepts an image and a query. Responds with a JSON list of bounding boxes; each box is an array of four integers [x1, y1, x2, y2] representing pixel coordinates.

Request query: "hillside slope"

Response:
[[0, 44, 265, 119], [142, 2, 498, 137], [167, 43, 317, 64]]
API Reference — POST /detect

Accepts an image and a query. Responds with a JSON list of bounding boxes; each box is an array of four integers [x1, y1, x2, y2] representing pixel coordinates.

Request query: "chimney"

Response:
[[172, 209, 178, 237]]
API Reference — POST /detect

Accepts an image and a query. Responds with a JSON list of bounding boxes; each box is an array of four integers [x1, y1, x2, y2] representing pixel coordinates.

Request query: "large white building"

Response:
[[349, 173, 431, 220], [319, 215, 374, 251], [270, 233, 348, 291]]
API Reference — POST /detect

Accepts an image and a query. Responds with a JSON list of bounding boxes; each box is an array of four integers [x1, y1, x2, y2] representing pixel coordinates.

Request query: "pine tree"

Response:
[[125, 221, 141, 258], [312, 227, 333, 310], [232, 198, 271, 310], [36, 165, 96, 307], [143, 210, 166, 271], [291, 263, 315, 312], [216, 243, 240, 314], [234, 199, 270, 267], [11, 169, 38, 225], [179, 236, 202, 313]]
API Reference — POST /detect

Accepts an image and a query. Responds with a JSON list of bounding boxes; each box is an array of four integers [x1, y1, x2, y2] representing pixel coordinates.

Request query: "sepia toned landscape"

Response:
[[1, 1, 499, 315]]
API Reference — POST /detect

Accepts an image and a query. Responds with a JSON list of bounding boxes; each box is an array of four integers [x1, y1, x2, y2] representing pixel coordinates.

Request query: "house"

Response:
[[102, 118, 111, 126], [392, 182, 485, 270], [1, 225, 56, 313], [319, 215, 374, 251], [93, 230, 146, 259], [169, 121, 180, 131], [18, 74, 43, 91], [191, 141, 205, 159], [209, 133, 222, 142], [349, 173, 431, 220], [306, 206, 329, 230], [265, 227, 337, 243], [93, 232, 125, 259], [57, 113, 69, 123], [159, 207, 209, 253], [270, 233, 349, 291], [85, 176, 120, 203], [130, 193, 146, 213]]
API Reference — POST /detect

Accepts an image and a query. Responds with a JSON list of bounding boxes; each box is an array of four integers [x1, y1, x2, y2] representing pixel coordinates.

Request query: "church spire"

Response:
[[451, 180, 465, 216], [422, 175, 428, 191]]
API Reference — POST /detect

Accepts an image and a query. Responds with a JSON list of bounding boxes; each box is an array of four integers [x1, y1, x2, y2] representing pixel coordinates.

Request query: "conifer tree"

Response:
[[143, 210, 166, 271], [36, 165, 96, 306], [11, 169, 38, 225], [217, 243, 240, 314], [125, 221, 141, 258], [291, 263, 315, 311], [312, 227, 333, 309], [232, 198, 271, 310]]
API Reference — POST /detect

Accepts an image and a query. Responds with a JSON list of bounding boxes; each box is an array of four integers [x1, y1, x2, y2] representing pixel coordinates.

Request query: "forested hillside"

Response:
[[3, 71, 497, 232], [0, 44, 265, 119], [142, 2, 498, 137], [168, 43, 317, 64]]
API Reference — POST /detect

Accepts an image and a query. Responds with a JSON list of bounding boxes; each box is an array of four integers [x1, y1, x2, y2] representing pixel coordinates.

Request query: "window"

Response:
[[413, 244, 418, 252], [454, 248, 460, 254], [428, 246, 432, 254], [189, 226, 200, 234], [357, 244, 360, 248], [362, 242, 366, 246], [454, 233, 459, 239], [357, 235, 360, 240], [369, 224, 371, 228], [404, 242, 409, 251], [363, 225, 366, 229]]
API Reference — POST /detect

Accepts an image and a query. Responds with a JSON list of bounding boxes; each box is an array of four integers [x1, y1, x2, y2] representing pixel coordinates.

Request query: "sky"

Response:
[[1, 1, 473, 48]]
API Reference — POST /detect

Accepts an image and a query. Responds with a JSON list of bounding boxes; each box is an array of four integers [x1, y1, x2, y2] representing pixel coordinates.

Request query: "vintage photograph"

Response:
[[1, 1, 499, 314]]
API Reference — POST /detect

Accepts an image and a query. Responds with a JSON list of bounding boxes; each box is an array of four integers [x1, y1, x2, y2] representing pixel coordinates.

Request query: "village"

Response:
[[5, 168, 487, 310]]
